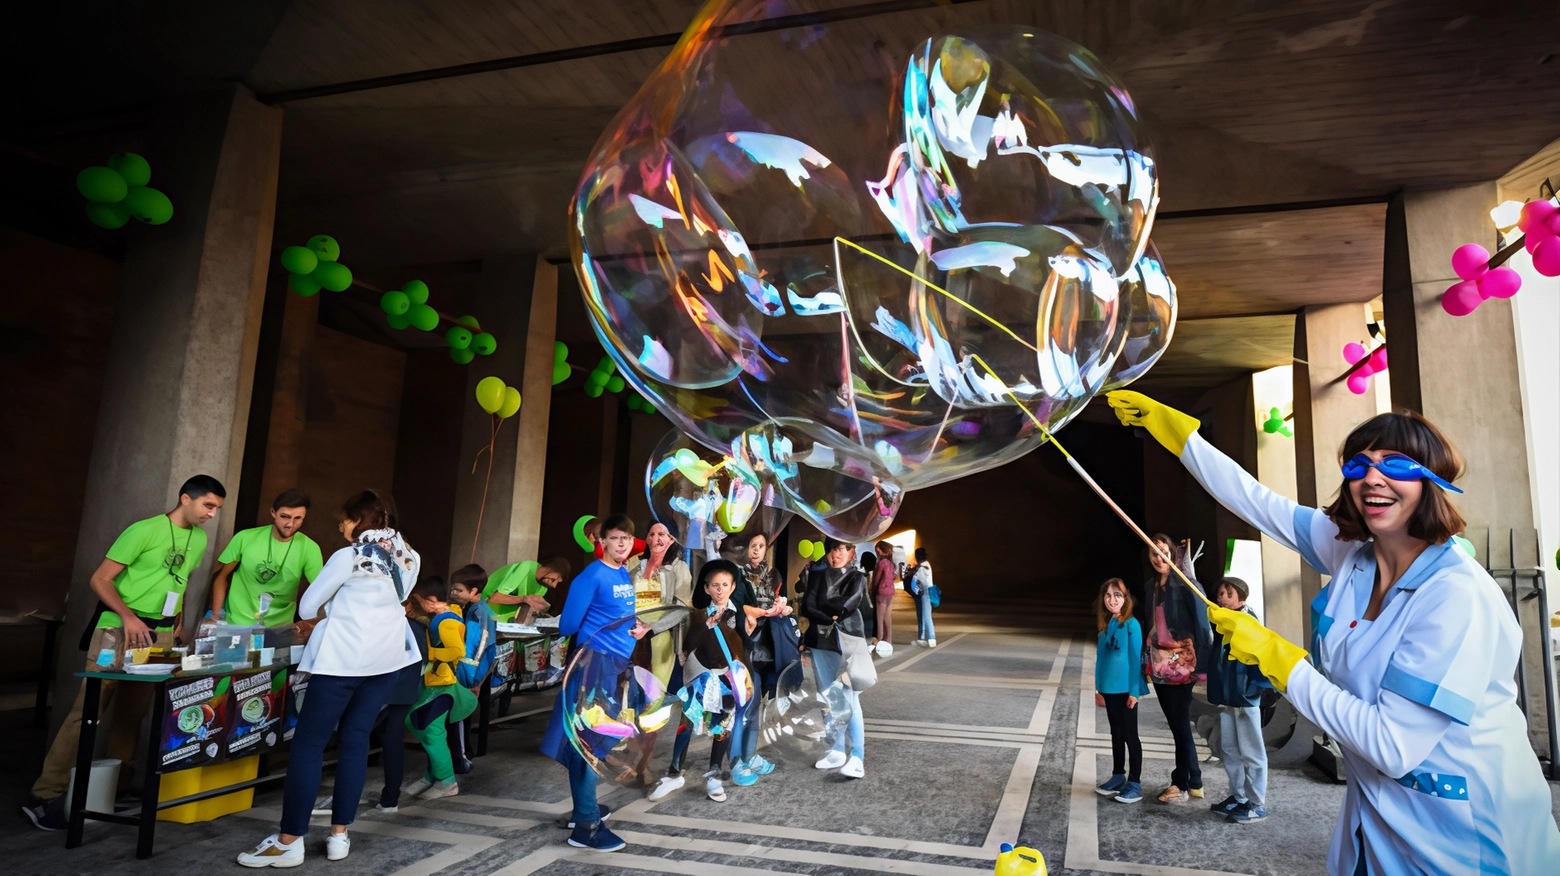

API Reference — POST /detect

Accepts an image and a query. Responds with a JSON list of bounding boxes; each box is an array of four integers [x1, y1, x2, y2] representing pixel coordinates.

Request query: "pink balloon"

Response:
[[1479, 266, 1522, 299], [1440, 280, 1483, 316], [1518, 199, 1557, 233], [1450, 243, 1489, 281], [1367, 346, 1389, 372], [1527, 231, 1544, 254], [1534, 238, 1560, 278], [1346, 373, 1371, 395], [1342, 342, 1367, 364]]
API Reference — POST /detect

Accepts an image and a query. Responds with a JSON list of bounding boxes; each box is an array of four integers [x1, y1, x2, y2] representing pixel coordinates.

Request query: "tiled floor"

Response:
[[11, 602, 1560, 874]]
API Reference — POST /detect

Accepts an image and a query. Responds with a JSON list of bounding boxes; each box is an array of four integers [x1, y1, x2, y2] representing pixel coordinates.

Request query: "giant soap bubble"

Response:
[[646, 428, 794, 558], [572, 2, 1176, 541]]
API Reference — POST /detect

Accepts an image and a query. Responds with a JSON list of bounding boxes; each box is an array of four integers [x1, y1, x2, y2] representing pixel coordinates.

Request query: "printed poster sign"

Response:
[[159, 674, 232, 772], [224, 667, 287, 759]]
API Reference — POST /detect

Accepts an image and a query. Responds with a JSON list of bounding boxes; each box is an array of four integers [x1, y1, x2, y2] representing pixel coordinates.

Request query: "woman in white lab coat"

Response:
[[1108, 391, 1560, 875]]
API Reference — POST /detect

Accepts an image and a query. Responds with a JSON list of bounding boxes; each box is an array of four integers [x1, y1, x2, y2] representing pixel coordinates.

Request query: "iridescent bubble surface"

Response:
[[575, 2, 1176, 540], [757, 651, 858, 769]]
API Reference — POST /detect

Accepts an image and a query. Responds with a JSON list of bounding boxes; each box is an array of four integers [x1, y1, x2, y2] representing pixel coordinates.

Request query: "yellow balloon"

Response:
[[498, 386, 522, 419], [475, 376, 505, 414]]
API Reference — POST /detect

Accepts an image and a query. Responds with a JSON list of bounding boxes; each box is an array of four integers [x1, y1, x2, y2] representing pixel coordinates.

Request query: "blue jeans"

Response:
[[567, 747, 599, 824], [736, 666, 780, 762], [916, 589, 936, 641], [280, 670, 399, 836], [809, 649, 863, 759]]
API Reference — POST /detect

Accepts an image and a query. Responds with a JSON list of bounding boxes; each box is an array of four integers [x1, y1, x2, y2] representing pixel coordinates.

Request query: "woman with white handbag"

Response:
[[800, 538, 872, 779]]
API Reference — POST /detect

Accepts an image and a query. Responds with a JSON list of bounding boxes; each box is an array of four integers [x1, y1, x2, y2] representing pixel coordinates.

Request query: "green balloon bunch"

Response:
[[78, 153, 173, 228], [281, 235, 353, 296], [475, 375, 521, 419], [795, 539, 826, 562], [1261, 407, 1293, 438], [624, 392, 657, 414], [584, 356, 625, 399], [379, 280, 495, 364], [551, 342, 571, 385]]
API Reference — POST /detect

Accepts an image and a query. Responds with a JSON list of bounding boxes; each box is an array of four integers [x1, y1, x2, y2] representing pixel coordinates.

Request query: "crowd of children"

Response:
[[1093, 573, 1271, 823]]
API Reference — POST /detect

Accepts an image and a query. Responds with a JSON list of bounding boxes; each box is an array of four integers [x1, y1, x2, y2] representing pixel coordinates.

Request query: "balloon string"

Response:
[[470, 414, 503, 563], [833, 236, 1041, 354], [967, 353, 1216, 609]]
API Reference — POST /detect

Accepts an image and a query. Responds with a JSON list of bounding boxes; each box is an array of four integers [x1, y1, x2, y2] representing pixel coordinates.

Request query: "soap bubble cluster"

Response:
[[574, 2, 1176, 541]]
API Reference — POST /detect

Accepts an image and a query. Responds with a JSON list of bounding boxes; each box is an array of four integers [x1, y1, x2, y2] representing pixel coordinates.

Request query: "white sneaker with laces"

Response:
[[326, 831, 350, 861], [237, 834, 304, 868], [647, 774, 684, 801], [840, 755, 864, 779], [814, 750, 848, 770], [403, 777, 435, 797]]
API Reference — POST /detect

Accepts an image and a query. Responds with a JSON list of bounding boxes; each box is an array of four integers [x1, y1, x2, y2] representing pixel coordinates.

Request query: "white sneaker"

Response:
[[403, 777, 434, 797], [814, 750, 848, 770], [326, 831, 350, 861], [927, 639, 937, 647], [420, 779, 459, 800], [374, 802, 399, 814], [840, 756, 864, 779], [237, 834, 304, 868], [705, 777, 727, 802], [913, 639, 927, 647], [647, 774, 684, 801]]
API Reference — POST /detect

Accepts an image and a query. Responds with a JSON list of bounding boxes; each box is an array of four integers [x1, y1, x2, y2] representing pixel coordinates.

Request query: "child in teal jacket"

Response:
[[1094, 577, 1147, 803]]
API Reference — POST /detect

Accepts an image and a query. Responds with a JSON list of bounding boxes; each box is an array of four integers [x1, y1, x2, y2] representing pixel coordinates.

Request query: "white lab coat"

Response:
[[1181, 432, 1560, 874]]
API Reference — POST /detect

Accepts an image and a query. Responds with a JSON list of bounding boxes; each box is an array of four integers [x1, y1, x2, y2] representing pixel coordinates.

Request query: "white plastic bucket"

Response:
[[64, 758, 121, 815]]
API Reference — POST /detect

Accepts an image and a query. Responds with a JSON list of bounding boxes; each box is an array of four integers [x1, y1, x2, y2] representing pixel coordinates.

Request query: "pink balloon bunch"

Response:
[[1441, 244, 1521, 316], [1342, 342, 1387, 395], [1519, 199, 1560, 277]]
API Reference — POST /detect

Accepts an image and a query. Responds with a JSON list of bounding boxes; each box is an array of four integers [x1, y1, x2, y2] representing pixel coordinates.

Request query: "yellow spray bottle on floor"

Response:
[[995, 842, 1047, 876]]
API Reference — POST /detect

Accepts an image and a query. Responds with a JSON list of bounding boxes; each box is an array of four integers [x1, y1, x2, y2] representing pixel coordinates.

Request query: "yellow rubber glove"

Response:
[[1208, 606, 1308, 693], [1105, 390, 1202, 457]]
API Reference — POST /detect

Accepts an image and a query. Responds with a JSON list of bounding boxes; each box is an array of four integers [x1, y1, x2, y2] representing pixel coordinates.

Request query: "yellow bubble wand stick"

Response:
[[829, 235, 1213, 608]]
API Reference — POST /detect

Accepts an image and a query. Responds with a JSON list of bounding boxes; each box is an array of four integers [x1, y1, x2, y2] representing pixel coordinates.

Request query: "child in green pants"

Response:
[[404, 579, 478, 799]]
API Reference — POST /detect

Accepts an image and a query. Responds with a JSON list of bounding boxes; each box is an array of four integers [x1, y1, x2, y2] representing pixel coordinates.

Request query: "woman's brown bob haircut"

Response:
[[1323, 410, 1465, 544], [341, 489, 398, 535], [1095, 578, 1134, 632]]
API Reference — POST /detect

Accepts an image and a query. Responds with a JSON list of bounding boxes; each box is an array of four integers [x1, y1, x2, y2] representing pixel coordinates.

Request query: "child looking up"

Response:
[[1207, 576, 1270, 824], [403, 577, 477, 801], [1094, 577, 1147, 804]]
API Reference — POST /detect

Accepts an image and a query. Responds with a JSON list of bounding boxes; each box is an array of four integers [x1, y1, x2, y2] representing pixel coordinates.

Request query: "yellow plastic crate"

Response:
[[157, 755, 259, 823]]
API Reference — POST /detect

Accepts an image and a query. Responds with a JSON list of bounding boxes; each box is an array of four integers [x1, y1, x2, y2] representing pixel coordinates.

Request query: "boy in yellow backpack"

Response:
[[403, 577, 478, 800]]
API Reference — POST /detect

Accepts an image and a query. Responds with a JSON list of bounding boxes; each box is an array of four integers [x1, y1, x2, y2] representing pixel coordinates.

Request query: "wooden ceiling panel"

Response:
[[1129, 315, 1295, 390]]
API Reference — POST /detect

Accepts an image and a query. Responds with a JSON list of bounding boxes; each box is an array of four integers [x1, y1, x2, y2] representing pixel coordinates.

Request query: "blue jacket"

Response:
[[558, 560, 636, 658], [457, 598, 497, 688], [1207, 605, 1268, 706], [1095, 617, 1148, 696]]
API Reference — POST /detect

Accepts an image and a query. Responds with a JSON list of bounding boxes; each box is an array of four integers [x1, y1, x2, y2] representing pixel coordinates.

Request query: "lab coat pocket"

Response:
[[1376, 774, 1476, 873]]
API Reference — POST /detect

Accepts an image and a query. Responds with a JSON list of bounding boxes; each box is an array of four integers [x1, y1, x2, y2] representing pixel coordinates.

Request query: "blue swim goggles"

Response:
[[1340, 453, 1463, 494]]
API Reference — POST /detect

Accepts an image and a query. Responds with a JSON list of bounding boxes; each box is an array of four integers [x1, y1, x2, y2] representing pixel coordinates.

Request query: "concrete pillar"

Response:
[[1252, 366, 1304, 643], [52, 85, 281, 732], [449, 255, 544, 571], [1382, 186, 1534, 534], [507, 260, 559, 563], [1292, 302, 1381, 630], [255, 288, 319, 525]]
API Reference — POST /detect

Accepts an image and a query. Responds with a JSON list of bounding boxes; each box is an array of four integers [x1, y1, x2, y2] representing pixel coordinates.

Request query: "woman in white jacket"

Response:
[[1109, 390, 1560, 875], [239, 490, 421, 869]]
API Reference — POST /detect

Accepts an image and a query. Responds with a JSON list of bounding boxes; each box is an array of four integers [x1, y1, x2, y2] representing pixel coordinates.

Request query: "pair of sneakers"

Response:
[[1210, 795, 1269, 823], [567, 819, 627, 852], [912, 638, 938, 647], [730, 754, 776, 786], [1094, 773, 1142, 803], [237, 832, 350, 868], [814, 749, 865, 778]]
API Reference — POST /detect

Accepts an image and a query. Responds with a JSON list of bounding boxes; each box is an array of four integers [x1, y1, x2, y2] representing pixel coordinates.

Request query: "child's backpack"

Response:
[[426, 610, 466, 682], [457, 603, 496, 688]]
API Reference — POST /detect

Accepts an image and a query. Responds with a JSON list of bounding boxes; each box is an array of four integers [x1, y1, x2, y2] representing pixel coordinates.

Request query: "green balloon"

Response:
[[380, 290, 410, 315], [475, 376, 506, 413], [553, 341, 569, 363], [445, 326, 472, 350], [457, 314, 480, 329], [85, 201, 130, 229], [408, 302, 440, 332], [586, 368, 608, 388], [606, 375, 626, 393], [386, 311, 413, 330], [471, 332, 496, 355], [123, 186, 173, 224], [450, 347, 476, 365], [108, 152, 151, 187], [597, 356, 616, 375], [289, 272, 321, 297], [307, 234, 340, 261], [402, 279, 429, 304], [311, 259, 352, 292], [77, 166, 127, 203], [584, 383, 604, 398], [552, 361, 571, 385], [280, 245, 318, 275], [572, 515, 597, 552]]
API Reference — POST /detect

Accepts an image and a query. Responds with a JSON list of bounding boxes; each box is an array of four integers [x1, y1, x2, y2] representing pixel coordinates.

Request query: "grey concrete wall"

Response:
[[51, 85, 281, 735]]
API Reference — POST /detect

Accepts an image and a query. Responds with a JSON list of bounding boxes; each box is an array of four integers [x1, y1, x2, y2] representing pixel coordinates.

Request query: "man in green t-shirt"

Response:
[[482, 557, 570, 624], [25, 474, 225, 830], [209, 489, 324, 627]]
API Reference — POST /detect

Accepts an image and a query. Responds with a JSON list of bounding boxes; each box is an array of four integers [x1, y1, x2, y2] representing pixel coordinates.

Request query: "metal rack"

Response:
[[1474, 527, 1559, 780]]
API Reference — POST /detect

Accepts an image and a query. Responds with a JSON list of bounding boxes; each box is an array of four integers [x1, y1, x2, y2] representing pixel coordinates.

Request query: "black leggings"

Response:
[[375, 703, 414, 807], [1154, 682, 1201, 790], [1102, 693, 1142, 783]]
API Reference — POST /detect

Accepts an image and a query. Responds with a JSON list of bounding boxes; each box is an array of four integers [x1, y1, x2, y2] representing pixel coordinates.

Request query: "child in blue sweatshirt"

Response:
[[1094, 577, 1147, 803], [1207, 576, 1271, 824]]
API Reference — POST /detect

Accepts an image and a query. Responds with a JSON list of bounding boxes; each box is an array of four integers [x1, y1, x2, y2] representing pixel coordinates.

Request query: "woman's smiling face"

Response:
[[1347, 448, 1423, 538]]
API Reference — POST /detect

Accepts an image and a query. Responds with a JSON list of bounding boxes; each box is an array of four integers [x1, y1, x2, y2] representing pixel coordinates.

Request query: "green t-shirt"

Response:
[[97, 514, 209, 629], [216, 526, 325, 626], [482, 561, 547, 624]]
